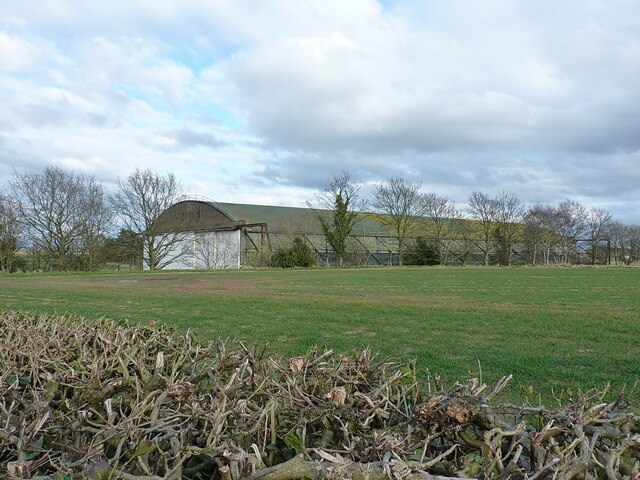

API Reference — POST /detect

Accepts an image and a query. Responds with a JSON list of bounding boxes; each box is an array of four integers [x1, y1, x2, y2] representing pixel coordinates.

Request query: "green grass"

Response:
[[1, 266, 639, 404]]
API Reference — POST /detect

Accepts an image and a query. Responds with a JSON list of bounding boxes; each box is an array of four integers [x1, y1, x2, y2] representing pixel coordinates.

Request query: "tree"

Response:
[[111, 169, 185, 270], [0, 193, 22, 272], [523, 204, 560, 265], [607, 221, 625, 264], [194, 232, 238, 269], [585, 207, 612, 265], [423, 193, 460, 265], [523, 205, 544, 264], [620, 224, 640, 264], [9, 166, 112, 270], [308, 171, 365, 267], [467, 191, 499, 265], [452, 217, 477, 265], [101, 228, 143, 269], [372, 178, 427, 265], [607, 222, 640, 265], [402, 236, 440, 266], [553, 200, 586, 264], [270, 238, 315, 268], [492, 191, 525, 265], [79, 186, 114, 270]]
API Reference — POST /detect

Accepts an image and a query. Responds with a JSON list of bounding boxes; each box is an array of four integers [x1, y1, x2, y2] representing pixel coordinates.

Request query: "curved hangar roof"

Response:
[[156, 200, 389, 235]]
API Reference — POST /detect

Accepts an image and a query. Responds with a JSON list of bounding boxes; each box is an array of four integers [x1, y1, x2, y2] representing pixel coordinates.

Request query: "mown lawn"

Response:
[[1, 266, 639, 404]]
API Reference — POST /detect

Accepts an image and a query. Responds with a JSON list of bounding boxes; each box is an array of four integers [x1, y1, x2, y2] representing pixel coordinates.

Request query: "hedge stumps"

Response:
[[0, 310, 638, 479]]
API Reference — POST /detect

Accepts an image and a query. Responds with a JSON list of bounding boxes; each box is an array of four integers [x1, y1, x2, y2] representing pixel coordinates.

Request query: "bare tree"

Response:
[[493, 191, 525, 265], [9, 166, 112, 270], [372, 178, 427, 265], [586, 207, 612, 265], [619, 224, 640, 265], [111, 169, 185, 270], [0, 193, 22, 272], [608, 222, 640, 265], [79, 182, 114, 270], [523, 205, 544, 264], [308, 171, 366, 267], [553, 200, 586, 264], [102, 228, 143, 270], [423, 193, 460, 265], [524, 204, 561, 265], [467, 191, 499, 265], [194, 232, 239, 269], [452, 217, 477, 265]]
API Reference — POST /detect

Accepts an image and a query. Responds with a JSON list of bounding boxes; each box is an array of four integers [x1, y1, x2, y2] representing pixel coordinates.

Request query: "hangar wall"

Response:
[[147, 230, 241, 270]]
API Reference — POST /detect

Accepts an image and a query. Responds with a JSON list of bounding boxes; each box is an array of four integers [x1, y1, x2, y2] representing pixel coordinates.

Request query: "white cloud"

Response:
[[0, 31, 38, 72], [68, 37, 195, 106], [205, 0, 640, 157], [0, 0, 639, 223]]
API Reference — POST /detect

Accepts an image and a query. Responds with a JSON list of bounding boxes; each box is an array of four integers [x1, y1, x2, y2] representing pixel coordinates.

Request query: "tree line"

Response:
[[1, 166, 638, 272], [0, 167, 183, 272], [310, 171, 640, 267]]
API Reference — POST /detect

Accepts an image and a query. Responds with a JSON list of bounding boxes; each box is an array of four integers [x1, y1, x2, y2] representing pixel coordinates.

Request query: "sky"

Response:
[[1, 0, 639, 223]]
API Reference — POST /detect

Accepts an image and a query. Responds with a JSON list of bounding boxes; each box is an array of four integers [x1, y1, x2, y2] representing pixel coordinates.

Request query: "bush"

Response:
[[1, 310, 638, 480], [403, 236, 440, 265], [270, 237, 315, 268]]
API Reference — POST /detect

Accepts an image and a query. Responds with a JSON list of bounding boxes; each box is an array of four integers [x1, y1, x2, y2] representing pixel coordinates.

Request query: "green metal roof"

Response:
[[208, 202, 389, 235]]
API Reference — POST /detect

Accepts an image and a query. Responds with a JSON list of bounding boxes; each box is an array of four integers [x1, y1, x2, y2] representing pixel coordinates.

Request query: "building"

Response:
[[152, 200, 402, 269], [151, 199, 567, 269]]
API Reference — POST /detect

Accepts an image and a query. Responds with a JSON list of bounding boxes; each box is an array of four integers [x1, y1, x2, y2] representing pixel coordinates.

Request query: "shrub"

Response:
[[1, 310, 638, 480], [403, 236, 440, 265], [270, 237, 315, 268]]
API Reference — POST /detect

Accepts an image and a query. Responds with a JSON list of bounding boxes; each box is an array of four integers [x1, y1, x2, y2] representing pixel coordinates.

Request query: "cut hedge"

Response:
[[0, 310, 638, 479]]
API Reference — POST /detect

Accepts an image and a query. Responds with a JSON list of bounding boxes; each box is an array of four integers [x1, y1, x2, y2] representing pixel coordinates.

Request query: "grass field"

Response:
[[1, 266, 639, 404]]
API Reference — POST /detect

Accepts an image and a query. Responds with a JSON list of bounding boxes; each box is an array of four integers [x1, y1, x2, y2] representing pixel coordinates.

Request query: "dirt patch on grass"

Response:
[[344, 328, 367, 335], [163, 277, 280, 296], [139, 278, 485, 309]]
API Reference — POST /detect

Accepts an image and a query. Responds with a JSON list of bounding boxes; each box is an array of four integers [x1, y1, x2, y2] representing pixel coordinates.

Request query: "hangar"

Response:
[[151, 199, 568, 269], [152, 200, 402, 269]]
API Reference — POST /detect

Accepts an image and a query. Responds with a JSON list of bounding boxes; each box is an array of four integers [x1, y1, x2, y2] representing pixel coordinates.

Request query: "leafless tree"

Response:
[[524, 204, 561, 265], [452, 217, 477, 265], [0, 192, 23, 272], [619, 224, 640, 264], [523, 205, 544, 264], [607, 221, 628, 265], [9, 166, 112, 270], [493, 191, 525, 265], [194, 232, 238, 269], [111, 169, 185, 270], [553, 200, 586, 264], [372, 178, 427, 265], [586, 207, 612, 265], [308, 171, 366, 267], [423, 193, 460, 265], [467, 191, 500, 265]]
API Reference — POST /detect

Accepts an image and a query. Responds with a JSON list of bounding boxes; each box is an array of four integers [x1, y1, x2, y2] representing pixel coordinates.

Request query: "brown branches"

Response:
[[1, 310, 639, 479]]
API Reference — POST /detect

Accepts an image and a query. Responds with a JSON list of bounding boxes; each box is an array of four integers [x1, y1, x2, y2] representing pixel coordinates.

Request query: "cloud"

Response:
[[165, 129, 227, 150], [206, 1, 640, 158], [68, 37, 195, 106], [0, 0, 639, 224], [0, 31, 38, 72]]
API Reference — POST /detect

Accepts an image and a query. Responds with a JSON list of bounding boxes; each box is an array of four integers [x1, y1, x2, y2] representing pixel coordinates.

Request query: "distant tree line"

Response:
[[310, 172, 640, 267], [1, 166, 638, 272], [0, 166, 183, 272]]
